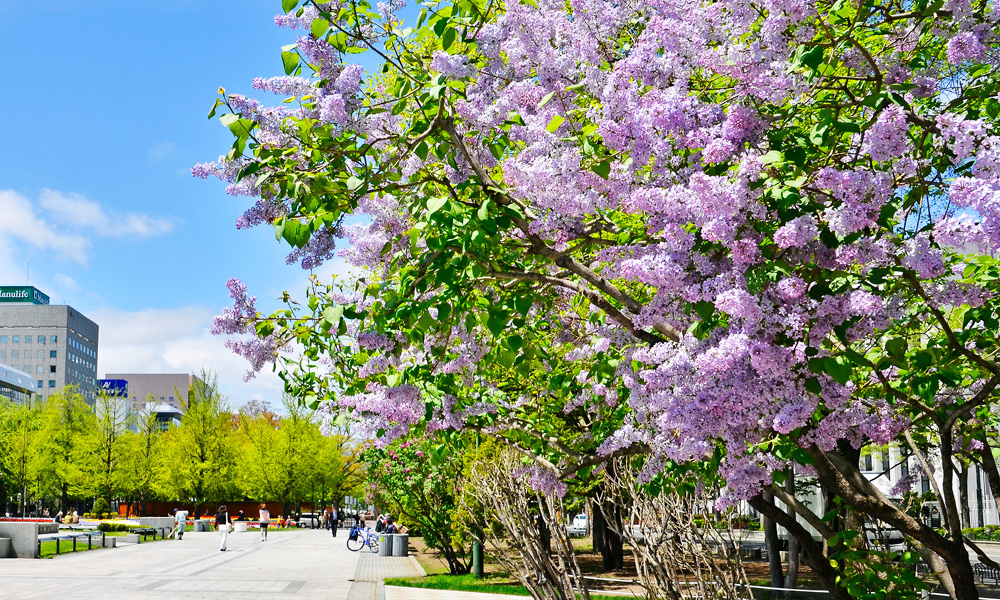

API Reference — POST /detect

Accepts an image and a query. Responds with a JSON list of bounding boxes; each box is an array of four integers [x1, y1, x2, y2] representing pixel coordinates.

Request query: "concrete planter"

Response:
[[194, 520, 212, 532], [234, 522, 248, 533], [124, 534, 141, 544], [0, 538, 11, 558]]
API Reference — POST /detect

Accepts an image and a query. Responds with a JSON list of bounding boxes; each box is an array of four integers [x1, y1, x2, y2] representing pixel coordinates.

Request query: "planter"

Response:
[[234, 522, 248, 533]]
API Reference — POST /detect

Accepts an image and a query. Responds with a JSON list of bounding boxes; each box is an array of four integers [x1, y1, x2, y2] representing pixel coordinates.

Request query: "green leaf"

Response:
[[207, 98, 221, 120], [281, 50, 300, 75], [487, 309, 507, 337], [759, 150, 782, 165], [282, 0, 298, 13], [692, 301, 714, 321], [442, 27, 456, 51], [537, 91, 556, 109], [546, 114, 565, 133], [322, 305, 345, 329], [311, 18, 330, 38], [427, 196, 448, 215], [414, 141, 429, 161], [823, 357, 852, 385], [416, 8, 427, 29], [591, 161, 611, 179]]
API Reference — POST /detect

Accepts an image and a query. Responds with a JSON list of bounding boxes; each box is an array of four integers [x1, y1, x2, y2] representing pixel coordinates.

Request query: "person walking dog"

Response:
[[215, 505, 232, 551]]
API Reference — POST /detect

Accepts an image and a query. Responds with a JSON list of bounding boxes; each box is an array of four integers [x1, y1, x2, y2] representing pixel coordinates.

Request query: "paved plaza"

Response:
[[0, 527, 520, 600], [0, 527, 391, 600]]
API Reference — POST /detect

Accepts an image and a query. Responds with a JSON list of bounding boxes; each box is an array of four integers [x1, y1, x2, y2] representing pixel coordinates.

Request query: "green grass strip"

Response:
[[384, 574, 627, 599]]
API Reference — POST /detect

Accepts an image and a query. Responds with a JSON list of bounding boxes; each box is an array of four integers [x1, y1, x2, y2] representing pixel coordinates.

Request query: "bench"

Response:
[[131, 527, 158, 541], [37, 531, 107, 556], [975, 563, 1000, 586]]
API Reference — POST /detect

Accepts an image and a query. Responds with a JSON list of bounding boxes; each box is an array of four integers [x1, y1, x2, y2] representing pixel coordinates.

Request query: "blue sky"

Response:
[[0, 0, 386, 405]]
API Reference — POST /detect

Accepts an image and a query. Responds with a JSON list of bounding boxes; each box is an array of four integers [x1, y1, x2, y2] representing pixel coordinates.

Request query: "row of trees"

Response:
[[0, 374, 361, 519], [203, 0, 1000, 598]]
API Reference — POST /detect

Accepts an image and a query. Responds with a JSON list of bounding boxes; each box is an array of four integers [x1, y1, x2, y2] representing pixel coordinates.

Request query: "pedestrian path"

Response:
[[0, 525, 544, 600], [0, 527, 358, 600]]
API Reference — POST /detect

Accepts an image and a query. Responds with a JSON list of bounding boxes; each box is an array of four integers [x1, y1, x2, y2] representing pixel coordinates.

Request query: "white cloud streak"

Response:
[[38, 189, 174, 237], [91, 306, 285, 407]]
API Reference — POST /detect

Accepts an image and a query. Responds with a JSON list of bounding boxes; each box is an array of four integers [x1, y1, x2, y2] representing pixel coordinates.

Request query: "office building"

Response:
[[102, 372, 202, 414], [0, 363, 37, 405], [0, 286, 99, 405]]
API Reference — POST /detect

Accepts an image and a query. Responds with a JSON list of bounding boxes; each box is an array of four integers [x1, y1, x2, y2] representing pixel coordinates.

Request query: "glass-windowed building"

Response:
[[0, 286, 99, 405]]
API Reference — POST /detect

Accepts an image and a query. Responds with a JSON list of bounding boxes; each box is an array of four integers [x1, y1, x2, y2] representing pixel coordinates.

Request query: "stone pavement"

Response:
[[0, 526, 533, 600], [0, 527, 359, 600]]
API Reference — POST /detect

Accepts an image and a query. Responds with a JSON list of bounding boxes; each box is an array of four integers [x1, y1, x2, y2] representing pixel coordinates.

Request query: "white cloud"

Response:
[[0, 190, 91, 263], [53, 273, 79, 291], [91, 306, 285, 407], [147, 141, 177, 163], [38, 189, 173, 238]]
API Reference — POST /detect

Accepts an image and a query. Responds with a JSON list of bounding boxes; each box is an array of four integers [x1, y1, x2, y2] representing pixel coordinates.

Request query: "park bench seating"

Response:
[[37, 531, 106, 556], [975, 562, 1000, 586], [131, 527, 158, 541]]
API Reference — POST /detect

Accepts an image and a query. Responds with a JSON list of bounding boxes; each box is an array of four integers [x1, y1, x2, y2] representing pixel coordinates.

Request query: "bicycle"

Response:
[[346, 525, 380, 553]]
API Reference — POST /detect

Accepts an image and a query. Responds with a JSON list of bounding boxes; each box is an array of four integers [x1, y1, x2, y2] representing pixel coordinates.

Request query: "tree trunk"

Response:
[[592, 504, 605, 556], [598, 496, 624, 571], [760, 489, 785, 592], [784, 471, 800, 595], [958, 461, 971, 529]]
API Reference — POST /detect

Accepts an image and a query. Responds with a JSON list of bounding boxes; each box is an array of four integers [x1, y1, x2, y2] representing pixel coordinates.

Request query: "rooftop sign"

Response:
[[0, 286, 50, 305]]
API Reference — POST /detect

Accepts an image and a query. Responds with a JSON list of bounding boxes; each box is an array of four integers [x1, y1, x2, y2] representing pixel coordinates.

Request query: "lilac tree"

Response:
[[202, 0, 1000, 597]]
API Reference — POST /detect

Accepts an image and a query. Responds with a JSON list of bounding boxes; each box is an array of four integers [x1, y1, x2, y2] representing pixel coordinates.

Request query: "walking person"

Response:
[[258, 503, 270, 542], [215, 505, 232, 551], [330, 507, 338, 538]]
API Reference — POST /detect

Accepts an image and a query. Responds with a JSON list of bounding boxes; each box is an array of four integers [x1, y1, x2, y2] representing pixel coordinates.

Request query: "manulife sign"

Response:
[[0, 286, 50, 305]]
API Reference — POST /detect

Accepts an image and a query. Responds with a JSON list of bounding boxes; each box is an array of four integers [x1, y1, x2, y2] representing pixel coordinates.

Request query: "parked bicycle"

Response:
[[346, 525, 379, 553]]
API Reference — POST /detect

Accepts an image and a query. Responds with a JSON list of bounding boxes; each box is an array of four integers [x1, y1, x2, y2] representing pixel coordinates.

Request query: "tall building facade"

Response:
[[0, 286, 99, 405]]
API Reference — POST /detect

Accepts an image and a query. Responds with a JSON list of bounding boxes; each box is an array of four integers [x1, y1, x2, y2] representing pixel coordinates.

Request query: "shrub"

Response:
[[92, 498, 110, 519], [97, 522, 142, 533]]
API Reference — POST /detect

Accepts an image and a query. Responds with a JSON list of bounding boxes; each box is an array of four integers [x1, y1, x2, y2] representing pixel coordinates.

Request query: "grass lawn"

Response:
[[384, 574, 630, 599], [39, 538, 102, 558]]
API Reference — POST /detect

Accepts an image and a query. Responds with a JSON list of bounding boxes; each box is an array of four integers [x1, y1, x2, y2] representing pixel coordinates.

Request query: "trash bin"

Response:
[[392, 534, 408, 557], [378, 534, 394, 556], [194, 520, 211, 532]]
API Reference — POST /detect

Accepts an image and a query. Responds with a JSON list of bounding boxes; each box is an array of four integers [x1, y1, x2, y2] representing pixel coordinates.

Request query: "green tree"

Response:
[[161, 372, 236, 517], [120, 401, 167, 517], [363, 434, 471, 574], [33, 389, 94, 514], [85, 389, 133, 505]]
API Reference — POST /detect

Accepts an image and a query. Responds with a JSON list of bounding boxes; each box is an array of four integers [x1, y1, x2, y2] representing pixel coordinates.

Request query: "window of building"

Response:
[[24, 336, 30, 344], [49, 365, 55, 373], [37, 380, 43, 388], [0, 335, 6, 344], [48, 380, 55, 388], [37, 335, 44, 344], [23, 365, 29, 373], [36, 350, 43, 359], [11, 350, 18, 359], [0, 351, 5, 359], [49, 350, 57, 358], [862, 453, 873, 472], [36, 366, 43, 373], [12, 336, 19, 343], [50, 335, 57, 343]]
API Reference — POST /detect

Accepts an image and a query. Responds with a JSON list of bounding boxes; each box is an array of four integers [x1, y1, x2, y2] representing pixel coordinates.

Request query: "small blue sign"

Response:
[[98, 379, 128, 397]]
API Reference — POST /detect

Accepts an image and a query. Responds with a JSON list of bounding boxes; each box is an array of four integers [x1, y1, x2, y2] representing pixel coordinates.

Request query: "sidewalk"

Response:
[[0, 526, 358, 600]]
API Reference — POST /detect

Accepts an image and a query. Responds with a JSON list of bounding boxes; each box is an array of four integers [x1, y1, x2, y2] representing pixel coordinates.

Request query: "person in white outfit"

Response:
[[215, 505, 232, 551], [259, 503, 270, 542]]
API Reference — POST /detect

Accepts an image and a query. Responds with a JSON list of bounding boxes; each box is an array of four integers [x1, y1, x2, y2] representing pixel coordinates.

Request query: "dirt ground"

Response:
[[408, 535, 817, 595]]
